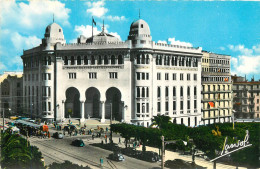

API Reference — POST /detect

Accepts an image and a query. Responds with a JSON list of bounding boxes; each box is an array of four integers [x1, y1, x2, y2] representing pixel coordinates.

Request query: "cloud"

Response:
[[11, 32, 41, 51], [230, 44, 260, 76], [106, 15, 126, 21], [158, 38, 193, 47], [219, 47, 225, 51], [228, 44, 253, 56], [0, 0, 71, 31], [0, 62, 7, 71], [86, 0, 108, 18], [72, 24, 121, 41]]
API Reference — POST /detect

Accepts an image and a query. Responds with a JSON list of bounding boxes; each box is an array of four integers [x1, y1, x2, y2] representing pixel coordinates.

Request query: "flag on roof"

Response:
[[92, 18, 96, 26]]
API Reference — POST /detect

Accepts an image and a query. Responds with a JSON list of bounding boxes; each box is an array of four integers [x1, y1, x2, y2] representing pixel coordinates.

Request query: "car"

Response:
[[53, 132, 64, 139], [72, 139, 85, 147], [122, 147, 137, 157], [138, 151, 160, 162], [108, 152, 125, 161]]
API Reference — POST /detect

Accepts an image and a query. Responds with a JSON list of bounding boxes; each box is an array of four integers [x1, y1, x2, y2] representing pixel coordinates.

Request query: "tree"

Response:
[[151, 115, 171, 129]]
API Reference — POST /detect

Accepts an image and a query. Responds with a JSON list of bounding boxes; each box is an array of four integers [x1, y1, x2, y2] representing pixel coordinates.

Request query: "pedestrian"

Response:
[[48, 132, 50, 138], [84, 123, 86, 128], [63, 129, 65, 136], [92, 134, 94, 140], [105, 138, 107, 144], [119, 137, 121, 144], [106, 127, 108, 132]]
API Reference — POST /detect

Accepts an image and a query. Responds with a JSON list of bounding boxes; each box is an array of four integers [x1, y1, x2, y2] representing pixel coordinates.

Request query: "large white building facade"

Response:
[[22, 19, 202, 126]]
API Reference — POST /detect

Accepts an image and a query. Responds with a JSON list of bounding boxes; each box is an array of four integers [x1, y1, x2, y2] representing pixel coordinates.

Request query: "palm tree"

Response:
[[151, 115, 172, 129]]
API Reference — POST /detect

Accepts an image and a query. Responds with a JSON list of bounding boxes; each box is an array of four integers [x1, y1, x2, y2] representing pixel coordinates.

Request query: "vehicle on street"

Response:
[[53, 132, 64, 139], [121, 147, 137, 157], [108, 152, 125, 161], [137, 151, 160, 162], [71, 139, 85, 147]]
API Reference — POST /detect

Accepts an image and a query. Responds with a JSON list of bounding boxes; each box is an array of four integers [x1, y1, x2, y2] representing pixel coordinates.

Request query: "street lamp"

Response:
[[142, 103, 145, 127]]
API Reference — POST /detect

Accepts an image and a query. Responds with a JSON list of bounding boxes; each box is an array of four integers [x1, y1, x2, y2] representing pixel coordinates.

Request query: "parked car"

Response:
[[53, 132, 64, 139], [108, 152, 125, 161], [72, 139, 85, 147], [121, 147, 137, 157], [138, 151, 160, 162]]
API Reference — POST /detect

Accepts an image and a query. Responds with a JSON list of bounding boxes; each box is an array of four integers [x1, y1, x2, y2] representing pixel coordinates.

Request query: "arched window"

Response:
[[141, 54, 145, 64], [118, 55, 123, 64], [194, 86, 197, 96], [91, 55, 95, 65], [104, 56, 108, 65], [48, 56, 51, 65], [137, 87, 140, 98], [71, 56, 75, 65], [43, 57, 47, 65], [137, 55, 141, 64], [98, 56, 102, 65], [146, 55, 149, 64], [77, 56, 81, 65], [187, 86, 190, 96], [165, 87, 169, 97], [156, 55, 159, 65], [111, 55, 115, 65], [142, 87, 145, 97], [146, 87, 149, 97], [64, 56, 68, 65], [173, 86, 176, 97], [84, 56, 88, 65], [157, 87, 161, 98], [180, 86, 183, 97]]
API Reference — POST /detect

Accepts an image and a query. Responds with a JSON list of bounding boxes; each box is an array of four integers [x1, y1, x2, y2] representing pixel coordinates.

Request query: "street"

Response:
[[29, 134, 162, 169]]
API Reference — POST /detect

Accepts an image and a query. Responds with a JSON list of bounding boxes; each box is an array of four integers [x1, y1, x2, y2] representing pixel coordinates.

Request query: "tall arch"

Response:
[[65, 87, 80, 118], [85, 87, 101, 118], [106, 87, 122, 121]]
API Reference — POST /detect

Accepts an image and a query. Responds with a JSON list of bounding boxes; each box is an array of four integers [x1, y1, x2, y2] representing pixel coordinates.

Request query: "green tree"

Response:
[[151, 115, 172, 129]]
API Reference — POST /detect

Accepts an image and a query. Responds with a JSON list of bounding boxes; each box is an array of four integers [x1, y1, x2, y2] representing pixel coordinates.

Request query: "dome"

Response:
[[44, 22, 64, 40], [129, 19, 151, 36]]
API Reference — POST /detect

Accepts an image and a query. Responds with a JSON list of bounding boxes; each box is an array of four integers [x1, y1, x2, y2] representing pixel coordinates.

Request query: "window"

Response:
[[157, 87, 161, 98], [257, 99, 259, 104], [137, 103, 140, 113], [172, 73, 176, 80], [69, 73, 77, 79], [141, 24, 143, 28], [104, 56, 108, 65], [173, 86, 176, 97], [146, 73, 149, 80], [48, 73, 51, 80], [165, 87, 169, 97], [98, 56, 102, 65], [137, 87, 140, 97], [180, 86, 183, 97], [194, 74, 197, 81], [91, 56, 95, 65], [187, 86, 190, 96], [137, 73, 140, 80], [48, 102, 51, 111], [173, 101, 176, 110], [64, 56, 68, 65], [157, 73, 161, 80], [17, 82, 20, 88], [48, 56, 51, 65], [109, 72, 118, 79], [77, 56, 81, 65], [165, 102, 169, 111], [142, 87, 145, 97], [194, 86, 197, 96], [146, 88, 149, 97], [187, 73, 190, 80], [146, 103, 149, 113], [118, 55, 123, 64], [89, 72, 97, 79], [187, 100, 190, 110], [194, 100, 197, 109], [181, 118, 183, 124], [157, 102, 161, 112], [165, 73, 169, 80], [180, 73, 184, 80], [71, 56, 75, 65], [188, 118, 190, 126], [180, 101, 183, 110], [142, 73, 145, 80], [24, 74, 27, 81]]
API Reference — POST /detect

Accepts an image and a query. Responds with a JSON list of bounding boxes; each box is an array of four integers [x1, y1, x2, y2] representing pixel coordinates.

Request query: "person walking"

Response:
[[119, 137, 121, 144], [92, 134, 94, 140]]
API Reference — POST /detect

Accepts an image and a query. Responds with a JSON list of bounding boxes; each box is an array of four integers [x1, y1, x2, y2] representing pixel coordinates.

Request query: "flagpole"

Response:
[[92, 16, 93, 40]]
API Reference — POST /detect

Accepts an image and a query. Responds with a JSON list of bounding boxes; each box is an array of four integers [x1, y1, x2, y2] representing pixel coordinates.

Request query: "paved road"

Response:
[[30, 135, 162, 169]]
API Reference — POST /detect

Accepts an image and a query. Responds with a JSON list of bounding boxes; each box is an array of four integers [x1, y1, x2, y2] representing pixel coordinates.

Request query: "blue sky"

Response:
[[0, 0, 259, 80]]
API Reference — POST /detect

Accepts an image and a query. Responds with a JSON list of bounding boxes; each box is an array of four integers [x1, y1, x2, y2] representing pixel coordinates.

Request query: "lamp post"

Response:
[[110, 102, 112, 142], [142, 103, 145, 127]]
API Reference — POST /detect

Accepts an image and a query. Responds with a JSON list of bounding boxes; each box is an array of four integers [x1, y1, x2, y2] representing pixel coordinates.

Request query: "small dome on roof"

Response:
[[44, 22, 64, 40], [85, 31, 120, 43], [129, 19, 151, 36]]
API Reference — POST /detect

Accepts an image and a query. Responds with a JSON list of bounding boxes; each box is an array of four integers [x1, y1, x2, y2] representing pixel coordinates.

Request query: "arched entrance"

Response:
[[65, 87, 80, 118], [105, 87, 122, 121], [85, 87, 101, 118]]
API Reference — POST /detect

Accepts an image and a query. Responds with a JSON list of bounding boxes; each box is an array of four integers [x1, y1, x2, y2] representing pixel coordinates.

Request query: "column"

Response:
[[62, 100, 65, 120], [80, 101, 85, 122], [121, 102, 125, 122], [101, 101, 105, 123]]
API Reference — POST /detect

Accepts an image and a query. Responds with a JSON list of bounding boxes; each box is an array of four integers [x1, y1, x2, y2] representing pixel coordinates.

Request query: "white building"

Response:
[[22, 19, 202, 127]]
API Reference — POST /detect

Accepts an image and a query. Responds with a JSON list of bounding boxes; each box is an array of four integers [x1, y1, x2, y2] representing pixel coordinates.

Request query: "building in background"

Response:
[[0, 72, 23, 116], [21, 19, 202, 126], [232, 75, 260, 119], [201, 51, 232, 125]]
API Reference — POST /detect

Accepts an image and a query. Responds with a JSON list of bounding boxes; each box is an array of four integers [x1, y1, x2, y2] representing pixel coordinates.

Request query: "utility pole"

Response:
[[161, 136, 164, 169]]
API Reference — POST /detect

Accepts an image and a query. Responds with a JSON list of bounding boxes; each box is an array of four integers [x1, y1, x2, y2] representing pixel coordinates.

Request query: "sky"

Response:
[[0, 0, 259, 80]]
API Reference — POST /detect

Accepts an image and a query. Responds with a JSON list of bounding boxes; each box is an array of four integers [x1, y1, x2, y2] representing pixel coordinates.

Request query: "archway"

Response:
[[65, 87, 80, 118], [85, 87, 101, 118], [106, 87, 122, 121]]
